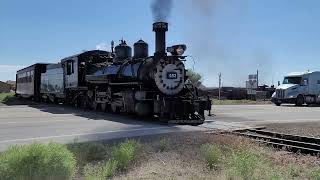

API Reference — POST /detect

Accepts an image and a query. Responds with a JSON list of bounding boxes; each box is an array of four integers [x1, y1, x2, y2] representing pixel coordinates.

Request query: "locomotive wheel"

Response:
[[92, 102, 98, 111], [101, 103, 107, 112], [111, 104, 120, 113], [78, 96, 88, 109], [53, 97, 59, 104], [74, 96, 85, 109]]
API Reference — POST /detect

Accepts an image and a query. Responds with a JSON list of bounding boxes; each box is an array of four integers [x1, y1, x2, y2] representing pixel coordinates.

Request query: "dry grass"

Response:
[[158, 138, 169, 152], [64, 132, 320, 179], [112, 133, 320, 180], [68, 140, 141, 179], [200, 144, 223, 169], [83, 160, 118, 180], [212, 99, 271, 105]]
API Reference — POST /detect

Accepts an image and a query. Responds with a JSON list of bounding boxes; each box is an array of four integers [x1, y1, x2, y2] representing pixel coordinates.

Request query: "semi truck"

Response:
[[271, 71, 320, 106]]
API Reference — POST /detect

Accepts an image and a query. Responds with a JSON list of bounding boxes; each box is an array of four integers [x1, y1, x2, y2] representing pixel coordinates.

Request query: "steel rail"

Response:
[[247, 129, 320, 145], [234, 129, 320, 155]]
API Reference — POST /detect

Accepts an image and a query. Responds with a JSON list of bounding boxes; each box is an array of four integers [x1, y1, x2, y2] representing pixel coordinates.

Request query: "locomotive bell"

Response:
[[114, 40, 132, 62], [134, 39, 148, 59]]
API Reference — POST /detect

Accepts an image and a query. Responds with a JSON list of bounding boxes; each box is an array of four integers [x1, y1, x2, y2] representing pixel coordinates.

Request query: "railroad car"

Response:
[[16, 22, 211, 125], [16, 63, 48, 100]]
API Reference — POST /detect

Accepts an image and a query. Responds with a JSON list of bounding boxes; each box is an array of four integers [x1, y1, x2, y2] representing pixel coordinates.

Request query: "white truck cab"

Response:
[[271, 71, 320, 106]]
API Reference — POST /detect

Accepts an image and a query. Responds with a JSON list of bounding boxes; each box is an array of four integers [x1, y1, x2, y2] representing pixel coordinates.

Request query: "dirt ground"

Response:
[[112, 132, 320, 180], [263, 122, 320, 138]]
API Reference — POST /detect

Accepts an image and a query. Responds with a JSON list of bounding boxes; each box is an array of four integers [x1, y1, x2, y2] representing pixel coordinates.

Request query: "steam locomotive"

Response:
[[16, 22, 211, 125]]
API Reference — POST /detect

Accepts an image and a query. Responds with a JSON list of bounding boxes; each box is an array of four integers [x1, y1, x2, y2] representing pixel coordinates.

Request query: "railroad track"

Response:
[[234, 128, 320, 155]]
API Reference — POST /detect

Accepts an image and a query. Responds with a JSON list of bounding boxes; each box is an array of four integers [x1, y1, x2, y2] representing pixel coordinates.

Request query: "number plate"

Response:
[[167, 72, 178, 79]]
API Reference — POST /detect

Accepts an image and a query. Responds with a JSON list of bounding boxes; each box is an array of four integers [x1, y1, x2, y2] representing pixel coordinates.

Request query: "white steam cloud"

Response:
[[96, 42, 109, 51]]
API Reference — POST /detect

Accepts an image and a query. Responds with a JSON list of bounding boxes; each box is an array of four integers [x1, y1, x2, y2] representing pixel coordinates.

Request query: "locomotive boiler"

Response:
[[16, 22, 211, 125]]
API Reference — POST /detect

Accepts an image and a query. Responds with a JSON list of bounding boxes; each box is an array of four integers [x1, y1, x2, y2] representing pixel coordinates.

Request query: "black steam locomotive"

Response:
[[16, 22, 211, 125]]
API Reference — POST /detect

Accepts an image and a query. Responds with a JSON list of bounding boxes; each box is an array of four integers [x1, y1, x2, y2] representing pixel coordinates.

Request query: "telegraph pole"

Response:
[[256, 69, 259, 88], [218, 73, 222, 100]]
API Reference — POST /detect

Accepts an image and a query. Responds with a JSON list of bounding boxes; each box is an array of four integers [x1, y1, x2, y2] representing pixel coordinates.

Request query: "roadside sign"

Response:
[[248, 74, 257, 80], [246, 80, 257, 89], [246, 73, 258, 96]]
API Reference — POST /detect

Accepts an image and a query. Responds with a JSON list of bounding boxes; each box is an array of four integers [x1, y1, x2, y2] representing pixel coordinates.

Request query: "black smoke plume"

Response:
[[151, 0, 173, 22]]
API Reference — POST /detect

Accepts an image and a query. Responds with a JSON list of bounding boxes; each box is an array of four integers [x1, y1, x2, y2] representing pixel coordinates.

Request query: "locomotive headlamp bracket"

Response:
[[167, 44, 187, 56]]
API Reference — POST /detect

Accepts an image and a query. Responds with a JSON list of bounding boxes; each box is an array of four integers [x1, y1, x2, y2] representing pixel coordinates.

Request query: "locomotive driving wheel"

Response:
[[111, 103, 120, 113], [86, 90, 97, 110]]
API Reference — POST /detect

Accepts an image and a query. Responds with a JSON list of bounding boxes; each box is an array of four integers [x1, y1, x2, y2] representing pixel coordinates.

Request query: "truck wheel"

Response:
[[295, 95, 304, 106], [275, 102, 281, 106]]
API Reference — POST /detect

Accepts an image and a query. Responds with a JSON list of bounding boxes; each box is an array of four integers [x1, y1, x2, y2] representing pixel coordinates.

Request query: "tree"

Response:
[[186, 69, 202, 87]]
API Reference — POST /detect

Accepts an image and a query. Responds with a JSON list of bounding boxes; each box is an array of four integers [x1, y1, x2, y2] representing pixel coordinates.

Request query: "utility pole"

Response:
[[218, 73, 222, 100], [256, 69, 259, 88]]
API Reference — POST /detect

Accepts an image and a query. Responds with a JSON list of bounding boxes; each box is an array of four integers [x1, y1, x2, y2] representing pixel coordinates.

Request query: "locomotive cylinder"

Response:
[[152, 22, 168, 56]]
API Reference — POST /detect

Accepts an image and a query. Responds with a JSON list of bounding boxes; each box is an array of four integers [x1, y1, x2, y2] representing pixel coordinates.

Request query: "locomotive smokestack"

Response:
[[153, 22, 168, 56]]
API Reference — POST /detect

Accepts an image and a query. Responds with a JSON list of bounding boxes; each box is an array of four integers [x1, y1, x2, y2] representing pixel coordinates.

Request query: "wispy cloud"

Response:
[[0, 65, 25, 81], [96, 42, 109, 51], [0, 65, 25, 72]]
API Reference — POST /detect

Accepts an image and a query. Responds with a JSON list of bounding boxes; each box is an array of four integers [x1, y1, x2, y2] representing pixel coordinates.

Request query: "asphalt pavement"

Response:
[[1, 104, 320, 150], [0, 105, 203, 151], [203, 104, 320, 130]]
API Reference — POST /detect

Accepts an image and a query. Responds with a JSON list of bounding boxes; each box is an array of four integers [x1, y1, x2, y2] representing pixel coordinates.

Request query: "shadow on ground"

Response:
[[2, 96, 171, 126]]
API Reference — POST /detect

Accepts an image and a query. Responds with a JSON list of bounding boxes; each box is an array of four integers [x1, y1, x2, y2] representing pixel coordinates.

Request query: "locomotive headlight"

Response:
[[167, 44, 187, 55]]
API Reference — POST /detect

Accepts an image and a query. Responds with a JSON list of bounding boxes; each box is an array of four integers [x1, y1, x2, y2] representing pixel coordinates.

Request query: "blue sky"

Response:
[[1, 0, 320, 87]]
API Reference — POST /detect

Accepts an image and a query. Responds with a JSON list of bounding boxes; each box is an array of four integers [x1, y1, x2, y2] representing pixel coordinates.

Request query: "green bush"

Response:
[[0, 92, 14, 103], [265, 168, 284, 180], [0, 143, 76, 180], [67, 142, 109, 165], [159, 138, 169, 152], [200, 144, 223, 169], [310, 168, 320, 180], [228, 149, 260, 180], [112, 140, 139, 171], [83, 160, 118, 180], [287, 164, 303, 178]]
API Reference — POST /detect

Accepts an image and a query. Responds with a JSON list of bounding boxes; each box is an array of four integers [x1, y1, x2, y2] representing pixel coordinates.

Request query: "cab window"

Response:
[[66, 61, 74, 75]]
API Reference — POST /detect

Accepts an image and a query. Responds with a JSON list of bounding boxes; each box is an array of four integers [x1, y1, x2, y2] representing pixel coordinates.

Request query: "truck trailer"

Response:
[[272, 71, 320, 106]]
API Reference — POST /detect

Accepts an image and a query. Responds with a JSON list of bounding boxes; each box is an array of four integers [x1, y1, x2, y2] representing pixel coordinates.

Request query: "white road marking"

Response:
[[215, 110, 320, 115], [216, 112, 272, 115], [0, 126, 172, 144], [0, 119, 82, 125], [0, 114, 75, 119], [238, 119, 320, 124]]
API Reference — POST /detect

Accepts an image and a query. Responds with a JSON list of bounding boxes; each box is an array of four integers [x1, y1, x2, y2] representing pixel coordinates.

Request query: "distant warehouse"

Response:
[[0, 81, 11, 93]]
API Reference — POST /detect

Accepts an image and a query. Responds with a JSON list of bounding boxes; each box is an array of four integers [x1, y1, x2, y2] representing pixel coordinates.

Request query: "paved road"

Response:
[[1, 104, 320, 150], [0, 105, 203, 151], [203, 104, 320, 129]]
